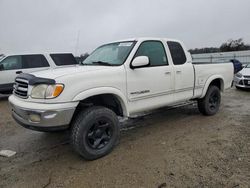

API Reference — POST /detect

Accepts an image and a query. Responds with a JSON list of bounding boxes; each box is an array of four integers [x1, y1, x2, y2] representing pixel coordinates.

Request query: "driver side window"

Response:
[[134, 41, 168, 66], [0, 56, 22, 70]]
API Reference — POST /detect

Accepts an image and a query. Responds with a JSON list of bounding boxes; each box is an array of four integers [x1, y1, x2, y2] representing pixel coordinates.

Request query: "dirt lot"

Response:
[[0, 88, 249, 188]]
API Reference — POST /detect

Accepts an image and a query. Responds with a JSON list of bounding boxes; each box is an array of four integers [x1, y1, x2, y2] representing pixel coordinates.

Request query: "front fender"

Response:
[[72, 87, 129, 116], [200, 75, 224, 98]]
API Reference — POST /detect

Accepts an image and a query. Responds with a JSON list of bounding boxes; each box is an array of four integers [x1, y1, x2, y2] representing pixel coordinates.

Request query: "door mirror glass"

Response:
[[131, 56, 149, 69]]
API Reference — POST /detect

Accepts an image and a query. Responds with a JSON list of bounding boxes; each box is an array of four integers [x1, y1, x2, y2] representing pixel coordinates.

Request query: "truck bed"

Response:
[[193, 62, 234, 98]]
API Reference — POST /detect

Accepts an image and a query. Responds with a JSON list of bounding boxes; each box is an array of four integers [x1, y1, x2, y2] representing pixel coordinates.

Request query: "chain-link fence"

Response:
[[192, 50, 250, 65]]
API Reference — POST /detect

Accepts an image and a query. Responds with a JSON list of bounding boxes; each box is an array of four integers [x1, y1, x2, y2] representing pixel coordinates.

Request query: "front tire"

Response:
[[198, 86, 221, 116], [71, 106, 120, 160]]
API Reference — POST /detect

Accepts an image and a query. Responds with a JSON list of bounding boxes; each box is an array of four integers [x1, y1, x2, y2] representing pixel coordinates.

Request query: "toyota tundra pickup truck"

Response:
[[9, 38, 234, 160]]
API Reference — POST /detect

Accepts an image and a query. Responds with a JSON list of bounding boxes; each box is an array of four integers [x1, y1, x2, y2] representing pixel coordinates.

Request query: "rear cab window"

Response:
[[167, 41, 187, 65], [50, 53, 78, 66]]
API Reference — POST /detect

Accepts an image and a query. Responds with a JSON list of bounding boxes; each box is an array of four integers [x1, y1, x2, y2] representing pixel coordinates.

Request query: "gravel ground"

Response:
[[0, 88, 249, 188]]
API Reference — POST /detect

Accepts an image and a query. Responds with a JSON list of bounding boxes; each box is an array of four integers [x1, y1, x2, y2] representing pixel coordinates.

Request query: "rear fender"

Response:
[[200, 75, 224, 98]]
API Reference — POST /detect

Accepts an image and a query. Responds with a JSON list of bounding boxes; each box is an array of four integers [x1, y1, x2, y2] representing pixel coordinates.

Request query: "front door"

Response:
[[0, 56, 23, 92], [126, 40, 174, 114]]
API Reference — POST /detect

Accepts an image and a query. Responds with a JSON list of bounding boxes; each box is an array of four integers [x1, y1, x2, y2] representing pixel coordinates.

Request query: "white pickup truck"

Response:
[[9, 38, 234, 160]]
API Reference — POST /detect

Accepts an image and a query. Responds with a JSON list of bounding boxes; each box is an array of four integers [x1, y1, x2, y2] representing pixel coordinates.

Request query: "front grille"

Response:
[[13, 78, 29, 98], [244, 75, 250, 79]]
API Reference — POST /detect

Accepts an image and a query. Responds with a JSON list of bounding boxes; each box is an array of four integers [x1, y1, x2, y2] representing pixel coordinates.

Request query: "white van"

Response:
[[0, 53, 78, 94]]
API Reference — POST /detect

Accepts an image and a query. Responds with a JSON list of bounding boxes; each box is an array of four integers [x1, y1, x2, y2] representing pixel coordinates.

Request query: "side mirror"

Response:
[[131, 56, 149, 69], [0, 64, 4, 71]]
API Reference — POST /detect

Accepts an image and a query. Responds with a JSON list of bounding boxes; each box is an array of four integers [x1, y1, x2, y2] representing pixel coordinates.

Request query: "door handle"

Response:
[[176, 70, 182, 74], [16, 71, 23, 74], [165, 71, 171, 75]]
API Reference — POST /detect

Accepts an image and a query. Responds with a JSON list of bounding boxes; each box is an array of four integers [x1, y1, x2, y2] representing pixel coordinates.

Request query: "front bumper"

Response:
[[234, 76, 250, 88], [9, 95, 78, 132]]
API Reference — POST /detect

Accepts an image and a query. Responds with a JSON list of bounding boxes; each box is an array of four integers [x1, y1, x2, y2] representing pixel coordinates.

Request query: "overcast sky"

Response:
[[0, 0, 249, 55]]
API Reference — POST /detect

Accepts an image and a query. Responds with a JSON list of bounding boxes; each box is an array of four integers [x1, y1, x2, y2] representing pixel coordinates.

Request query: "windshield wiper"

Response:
[[91, 61, 113, 66]]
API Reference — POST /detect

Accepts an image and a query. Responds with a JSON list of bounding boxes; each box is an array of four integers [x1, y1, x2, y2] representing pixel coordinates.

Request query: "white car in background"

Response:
[[234, 64, 250, 89], [0, 53, 78, 94]]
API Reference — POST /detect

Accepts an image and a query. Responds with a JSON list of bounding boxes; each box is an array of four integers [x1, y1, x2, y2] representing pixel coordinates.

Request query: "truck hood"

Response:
[[31, 65, 111, 79]]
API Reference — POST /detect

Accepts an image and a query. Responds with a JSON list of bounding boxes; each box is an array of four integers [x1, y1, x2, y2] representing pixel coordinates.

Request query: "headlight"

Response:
[[31, 84, 64, 99], [235, 72, 242, 78]]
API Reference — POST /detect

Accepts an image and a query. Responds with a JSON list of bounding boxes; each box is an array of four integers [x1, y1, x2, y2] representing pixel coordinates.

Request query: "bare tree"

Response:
[[189, 38, 250, 54], [220, 38, 250, 52]]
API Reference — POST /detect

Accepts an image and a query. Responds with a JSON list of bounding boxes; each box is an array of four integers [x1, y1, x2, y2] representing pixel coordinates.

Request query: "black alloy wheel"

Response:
[[198, 85, 221, 116], [208, 90, 220, 111], [71, 106, 120, 160], [86, 118, 113, 150]]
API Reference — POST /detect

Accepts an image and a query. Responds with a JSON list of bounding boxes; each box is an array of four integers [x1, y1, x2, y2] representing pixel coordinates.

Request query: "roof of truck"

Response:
[[112, 37, 181, 43]]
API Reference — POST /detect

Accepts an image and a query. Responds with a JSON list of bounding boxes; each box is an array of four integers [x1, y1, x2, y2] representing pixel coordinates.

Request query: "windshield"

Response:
[[245, 64, 250, 68], [82, 41, 135, 66]]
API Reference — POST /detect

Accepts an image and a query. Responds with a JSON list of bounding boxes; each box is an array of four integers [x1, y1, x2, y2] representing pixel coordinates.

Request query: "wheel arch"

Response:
[[72, 87, 128, 117], [201, 76, 224, 98]]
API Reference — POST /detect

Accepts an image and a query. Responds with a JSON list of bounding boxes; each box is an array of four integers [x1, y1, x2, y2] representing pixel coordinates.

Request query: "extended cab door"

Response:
[[167, 41, 194, 101], [0, 55, 50, 93], [0, 56, 22, 93], [126, 40, 174, 114]]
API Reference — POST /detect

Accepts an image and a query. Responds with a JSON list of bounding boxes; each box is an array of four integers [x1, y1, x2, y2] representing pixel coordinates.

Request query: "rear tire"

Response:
[[71, 106, 120, 160], [198, 86, 221, 116]]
